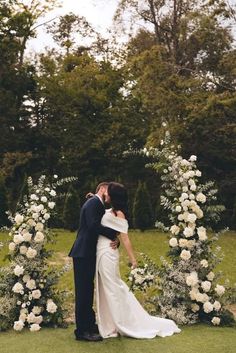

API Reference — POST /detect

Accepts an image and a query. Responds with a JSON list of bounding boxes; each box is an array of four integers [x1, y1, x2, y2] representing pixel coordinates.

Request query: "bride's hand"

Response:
[[130, 260, 137, 269]]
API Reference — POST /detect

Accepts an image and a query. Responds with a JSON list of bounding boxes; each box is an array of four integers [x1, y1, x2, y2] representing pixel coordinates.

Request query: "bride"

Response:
[[96, 182, 181, 339]]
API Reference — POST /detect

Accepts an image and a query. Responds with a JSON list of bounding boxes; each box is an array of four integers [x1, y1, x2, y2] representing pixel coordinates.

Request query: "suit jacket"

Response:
[[68, 196, 117, 258]]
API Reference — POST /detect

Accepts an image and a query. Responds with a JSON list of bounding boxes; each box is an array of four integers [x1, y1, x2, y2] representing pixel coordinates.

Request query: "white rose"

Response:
[[200, 259, 208, 268], [183, 227, 194, 238], [215, 284, 225, 296], [26, 247, 37, 259], [32, 289, 41, 299], [197, 226, 207, 241], [196, 209, 204, 219], [22, 232, 32, 242], [41, 196, 47, 203], [27, 312, 36, 323], [188, 179, 195, 186], [13, 234, 24, 244], [179, 238, 188, 248], [43, 213, 50, 220], [181, 159, 190, 166], [175, 205, 182, 213], [189, 194, 195, 200], [32, 213, 39, 220], [20, 245, 28, 255], [178, 214, 184, 221], [12, 282, 24, 293], [180, 249, 191, 261], [182, 186, 188, 192], [13, 320, 24, 331], [187, 213, 197, 223], [180, 193, 188, 200], [211, 317, 220, 325], [27, 219, 36, 227], [9, 242, 16, 251], [30, 324, 41, 332], [213, 301, 221, 311], [34, 315, 43, 325], [169, 237, 178, 247], [53, 174, 58, 178], [189, 287, 199, 300], [191, 303, 200, 312], [30, 194, 38, 201], [190, 184, 197, 191], [26, 279, 36, 290], [22, 275, 31, 283], [14, 265, 24, 277], [203, 301, 214, 313], [201, 281, 211, 292], [189, 155, 197, 162], [15, 214, 24, 225], [196, 192, 206, 203], [35, 222, 44, 231], [46, 299, 58, 313], [32, 306, 42, 315], [195, 170, 202, 177], [34, 231, 44, 243], [48, 202, 55, 209], [206, 272, 215, 281], [170, 225, 180, 235], [50, 190, 56, 197], [187, 239, 196, 249], [186, 271, 198, 287], [19, 313, 27, 322]]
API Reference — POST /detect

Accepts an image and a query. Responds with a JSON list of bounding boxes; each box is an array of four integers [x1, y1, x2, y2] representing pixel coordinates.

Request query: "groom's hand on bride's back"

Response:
[[85, 192, 94, 199], [110, 237, 120, 250]]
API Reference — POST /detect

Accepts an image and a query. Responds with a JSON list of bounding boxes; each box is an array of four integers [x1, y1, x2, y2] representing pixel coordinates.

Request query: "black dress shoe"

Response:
[[75, 332, 103, 342]]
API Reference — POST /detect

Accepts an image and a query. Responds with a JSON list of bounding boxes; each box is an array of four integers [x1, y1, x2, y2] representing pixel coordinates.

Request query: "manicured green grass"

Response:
[[0, 229, 235, 353]]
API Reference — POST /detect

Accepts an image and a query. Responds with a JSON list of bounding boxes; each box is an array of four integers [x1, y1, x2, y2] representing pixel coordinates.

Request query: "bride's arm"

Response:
[[116, 211, 137, 269]]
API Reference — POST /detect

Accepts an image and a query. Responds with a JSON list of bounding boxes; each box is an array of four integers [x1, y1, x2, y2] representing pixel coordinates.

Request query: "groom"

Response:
[[68, 182, 118, 342]]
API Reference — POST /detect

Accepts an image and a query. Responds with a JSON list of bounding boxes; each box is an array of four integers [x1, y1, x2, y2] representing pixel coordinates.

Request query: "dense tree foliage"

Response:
[[0, 0, 235, 228]]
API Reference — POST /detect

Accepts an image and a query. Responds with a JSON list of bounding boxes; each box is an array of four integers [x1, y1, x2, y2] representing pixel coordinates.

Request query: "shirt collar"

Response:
[[95, 193, 104, 205]]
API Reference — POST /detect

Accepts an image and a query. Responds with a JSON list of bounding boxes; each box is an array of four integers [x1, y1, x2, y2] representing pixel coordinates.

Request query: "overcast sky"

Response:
[[28, 0, 119, 53]]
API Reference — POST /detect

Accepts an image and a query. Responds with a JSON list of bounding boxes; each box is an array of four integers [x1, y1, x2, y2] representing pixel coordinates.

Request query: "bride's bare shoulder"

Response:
[[116, 210, 125, 219]]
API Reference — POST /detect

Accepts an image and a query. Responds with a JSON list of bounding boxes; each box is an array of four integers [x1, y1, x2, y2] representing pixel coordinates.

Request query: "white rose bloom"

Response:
[[187, 213, 197, 223], [178, 214, 184, 221], [30, 324, 41, 332], [34, 315, 43, 325], [196, 209, 204, 219], [180, 249, 191, 261], [27, 219, 36, 227], [191, 304, 200, 313], [14, 265, 24, 277], [41, 196, 47, 203], [190, 184, 197, 191], [195, 292, 205, 303], [186, 271, 198, 287], [46, 299, 58, 313], [213, 301, 221, 311], [179, 238, 188, 248], [188, 179, 195, 186], [54, 174, 58, 178], [32, 289, 41, 299], [45, 187, 50, 192], [15, 214, 24, 225], [12, 282, 24, 293], [181, 159, 190, 166], [27, 312, 36, 323], [22, 232, 32, 242], [187, 239, 196, 249], [170, 225, 180, 235], [22, 274, 31, 283], [189, 287, 199, 300], [182, 199, 190, 207], [215, 284, 225, 296], [183, 227, 194, 238], [50, 190, 56, 197], [9, 242, 16, 251], [196, 192, 206, 203], [32, 213, 39, 220], [206, 272, 215, 281], [32, 306, 42, 315], [201, 281, 211, 292], [181, 193, 188, 200], [26, 279, 36, 290], [183, 172, 191, 180], [26, 247, 37, 259], [189, 155, 197, 162], [13, 234, 24, 244], [203, 301, 214, 313], [175, 205, 182, 213], [34, 231, 44, 243], [195, 170, 202, 177], [211, 317, 221, 326], [197, 226, 207, 241], [20, 245, 28, 255], [189, 194, 195, 200], [169, 237, 178, 247], [35, 222, 44, 231], [182, 186, 188, 192], [48, 202, 55, 209], [13, 320, 24, 331], [30, 194, 38, 201], [200, 259, 208, 268], [19, 313, 27, 322], [43, 213, 50, 220]]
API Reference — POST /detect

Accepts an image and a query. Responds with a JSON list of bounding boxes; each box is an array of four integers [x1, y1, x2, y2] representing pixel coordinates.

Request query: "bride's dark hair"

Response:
[[108, 182, 129, 219]]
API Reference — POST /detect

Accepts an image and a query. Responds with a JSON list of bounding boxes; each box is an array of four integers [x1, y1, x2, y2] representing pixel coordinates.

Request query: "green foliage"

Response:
[[0, 178, 9, 227], [132, 181, 153, 231], [63, 186, 80, 231]]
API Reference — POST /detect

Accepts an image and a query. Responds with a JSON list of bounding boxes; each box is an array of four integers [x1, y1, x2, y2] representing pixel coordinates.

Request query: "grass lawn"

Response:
[[0, 229, 235, 353]]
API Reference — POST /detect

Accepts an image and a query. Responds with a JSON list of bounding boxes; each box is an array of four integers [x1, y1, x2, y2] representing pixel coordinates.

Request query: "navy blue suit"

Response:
[[68, 196, 117, 335]]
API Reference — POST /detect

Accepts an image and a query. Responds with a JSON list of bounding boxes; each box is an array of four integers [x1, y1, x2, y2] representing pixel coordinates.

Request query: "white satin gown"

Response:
[[96, 210, 181, 339]]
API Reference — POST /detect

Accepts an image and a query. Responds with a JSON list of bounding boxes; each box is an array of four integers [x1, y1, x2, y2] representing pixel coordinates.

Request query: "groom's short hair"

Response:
[[96, 182, 109, 193]]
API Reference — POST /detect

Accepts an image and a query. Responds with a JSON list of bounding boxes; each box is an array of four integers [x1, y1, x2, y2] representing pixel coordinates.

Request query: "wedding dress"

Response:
[[95, 210, 181, 339]]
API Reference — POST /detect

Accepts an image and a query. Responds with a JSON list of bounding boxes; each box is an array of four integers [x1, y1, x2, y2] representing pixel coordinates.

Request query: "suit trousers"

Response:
[[73, 257, 96, 334]]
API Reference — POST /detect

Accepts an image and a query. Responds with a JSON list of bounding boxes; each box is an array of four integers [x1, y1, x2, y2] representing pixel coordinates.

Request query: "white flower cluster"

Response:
[[7, 175, 59, 332], [128, 264, 155, 292]]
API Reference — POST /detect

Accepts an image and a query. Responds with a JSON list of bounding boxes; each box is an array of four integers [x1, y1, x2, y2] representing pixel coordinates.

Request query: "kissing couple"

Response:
[[69, 181, 181, 341]]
